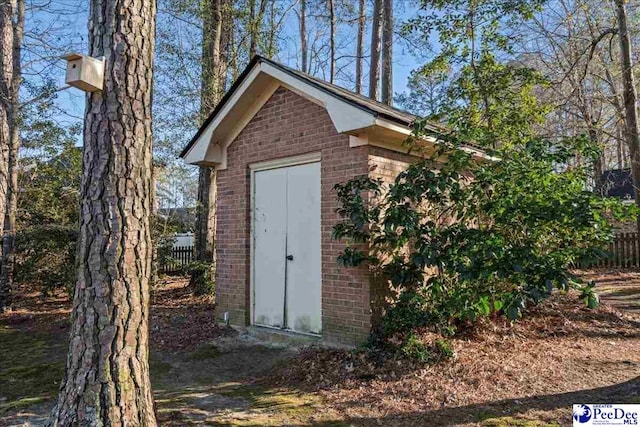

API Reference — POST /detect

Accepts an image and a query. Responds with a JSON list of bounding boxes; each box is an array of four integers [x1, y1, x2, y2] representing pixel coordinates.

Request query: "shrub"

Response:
[[185, 261, 215, 296], [333, 139, 636, 347], [400, 333, 430, 362], [15, 226, 77, 295], [400, 333, 454, 363]]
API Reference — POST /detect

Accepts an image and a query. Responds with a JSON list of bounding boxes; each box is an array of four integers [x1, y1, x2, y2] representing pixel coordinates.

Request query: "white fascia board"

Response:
[[373, 117, 497, 162], [183, 123, 216, 165], [183, 62, 377, 167], [260, 63, 376, 133], [182, 65, 263, 165]]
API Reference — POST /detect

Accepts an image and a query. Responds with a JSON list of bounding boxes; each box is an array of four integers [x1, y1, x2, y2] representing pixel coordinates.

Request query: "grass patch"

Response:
[[0, 396, 50, 415], [210, 383, 346, 426], [0, 325, 67, 414], [149, 354, 173, 376], [481, 417, 561, 427], [188, 344, 222, 361]]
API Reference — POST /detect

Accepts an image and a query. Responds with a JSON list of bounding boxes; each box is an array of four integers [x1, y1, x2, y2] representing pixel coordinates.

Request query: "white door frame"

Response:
[[249, 151, 322, 331]]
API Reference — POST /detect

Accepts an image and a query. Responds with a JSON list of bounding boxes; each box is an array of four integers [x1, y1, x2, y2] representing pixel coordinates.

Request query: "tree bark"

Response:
[[248, 0, 267, 59], [616, 0, 640, 233], [328, 0, 335, 83], [0, 0, 23, 312], [47, 0, 158, 424], [300, 0, 307, 73], [0, 1, 12, 312], [381, 0, 393, 105], [369, 0, 382, 100], [201, 0, 225, 117], [249, 0, 256, 58], [355, 0, 365, 94]]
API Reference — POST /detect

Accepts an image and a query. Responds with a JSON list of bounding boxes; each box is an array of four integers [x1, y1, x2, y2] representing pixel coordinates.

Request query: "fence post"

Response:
[[158, 245, 194, 274]]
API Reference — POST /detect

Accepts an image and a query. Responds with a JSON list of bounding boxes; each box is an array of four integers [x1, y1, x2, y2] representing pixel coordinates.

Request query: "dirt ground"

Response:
[[1, 271, 639, 426]]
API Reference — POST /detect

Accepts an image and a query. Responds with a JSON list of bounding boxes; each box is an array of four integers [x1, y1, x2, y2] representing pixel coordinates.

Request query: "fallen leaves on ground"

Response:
[[150, 275, 234, 351], [265, 289, 640, 425]]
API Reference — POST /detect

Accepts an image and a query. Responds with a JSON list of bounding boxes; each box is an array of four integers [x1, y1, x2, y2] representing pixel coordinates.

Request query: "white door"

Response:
[[253, 168, 287, 328], [253, 161, 322, 335]]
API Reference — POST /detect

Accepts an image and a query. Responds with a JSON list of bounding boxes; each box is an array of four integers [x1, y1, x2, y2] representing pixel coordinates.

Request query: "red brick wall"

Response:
[[368, 147, 416, 185], [366, 147, 424, 324], [215, 87, 373, 345]]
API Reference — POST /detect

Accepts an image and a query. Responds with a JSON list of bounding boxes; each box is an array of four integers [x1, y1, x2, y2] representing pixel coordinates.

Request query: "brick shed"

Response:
[[180, 56, 486, 346]]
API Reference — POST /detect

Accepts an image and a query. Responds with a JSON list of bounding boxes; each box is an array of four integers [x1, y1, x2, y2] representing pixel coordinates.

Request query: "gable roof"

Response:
[[256, 58, 450, 133], [180, 56, 491, 169], [179, 56, 452, 160]]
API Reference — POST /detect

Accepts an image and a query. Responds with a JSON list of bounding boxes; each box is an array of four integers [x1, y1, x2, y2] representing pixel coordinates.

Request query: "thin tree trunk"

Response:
[[369, 0, 382, 100], [355, 0, 365, 94], [266, 3, 277, 58], [249, 0, 256, 58], [381, 0, 393, 105], [194, 168, 216, 262], [201, 0, 225, 117], [249, 0, 267, 59], [0, 0, 12, 312], [229, 17, 239, 80], [195, 0, 227, 265], [47, 0, 158, 424], [0, 0, 23, 312], [616, 0, 640, 233], [328, 0, 335, 83], [590, 127, 604, 192], [618, 123, 624, 169], [151, 163, 159, 289], [300, 0, 307, 73]]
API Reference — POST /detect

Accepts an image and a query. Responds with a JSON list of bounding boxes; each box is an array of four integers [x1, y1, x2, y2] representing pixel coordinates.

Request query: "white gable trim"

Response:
[[182, 61, 379, 169]]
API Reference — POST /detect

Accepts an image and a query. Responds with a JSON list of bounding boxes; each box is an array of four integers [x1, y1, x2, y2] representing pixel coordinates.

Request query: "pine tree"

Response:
[[47, 0, 158, 423]]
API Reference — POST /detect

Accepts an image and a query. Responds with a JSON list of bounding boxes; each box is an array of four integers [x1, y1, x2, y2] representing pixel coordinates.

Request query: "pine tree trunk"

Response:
[[381, 0, 393, 105], [194, 0, 227, 265], [369, 0, 382, 100], [0, 0, 23, 312], [355, 0, 365, 94], [300, 0, 307, 73], [616, 0, 640, 233], [47, 0, 158, 424]]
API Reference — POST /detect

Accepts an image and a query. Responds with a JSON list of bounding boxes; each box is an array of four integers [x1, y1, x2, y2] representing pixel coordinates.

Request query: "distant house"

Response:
[[601, 169, 637, 234], [601, 168, 634, 201], [157, 207, 195, 233], [180, 56, 487, 346]]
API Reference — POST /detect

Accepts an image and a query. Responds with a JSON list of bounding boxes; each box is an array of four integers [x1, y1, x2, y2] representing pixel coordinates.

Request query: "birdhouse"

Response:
[[62, 53, 105, 92]]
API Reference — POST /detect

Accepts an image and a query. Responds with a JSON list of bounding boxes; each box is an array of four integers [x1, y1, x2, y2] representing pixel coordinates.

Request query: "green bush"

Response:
[[15, 226, 77, 295], [400, 333, 454, 363], [400, 333, 430, 363], [186, 261, 215, 296], [333, 140, 637, 347]]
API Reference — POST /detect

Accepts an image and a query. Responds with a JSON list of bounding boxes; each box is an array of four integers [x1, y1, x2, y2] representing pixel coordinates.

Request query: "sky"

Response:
[[30, 0, 425, 152]]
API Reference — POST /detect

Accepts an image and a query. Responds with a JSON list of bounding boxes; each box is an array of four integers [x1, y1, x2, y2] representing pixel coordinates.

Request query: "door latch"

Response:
[[286, 255, 294, 261]]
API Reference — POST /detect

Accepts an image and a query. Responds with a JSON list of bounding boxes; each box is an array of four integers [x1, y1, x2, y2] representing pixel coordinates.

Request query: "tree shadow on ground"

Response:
[[298, 376, 640, 427]]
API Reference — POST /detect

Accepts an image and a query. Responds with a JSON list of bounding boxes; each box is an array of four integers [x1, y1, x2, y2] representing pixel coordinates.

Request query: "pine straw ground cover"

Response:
[[263, 281, 640, 426], [1, 270, 640, 426]]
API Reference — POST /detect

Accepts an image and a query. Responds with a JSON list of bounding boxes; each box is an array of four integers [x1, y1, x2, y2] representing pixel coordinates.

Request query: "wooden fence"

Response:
[[161, 237, 640, 272], [582, 232, 640, 269], [160, 245, 193, 274]]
